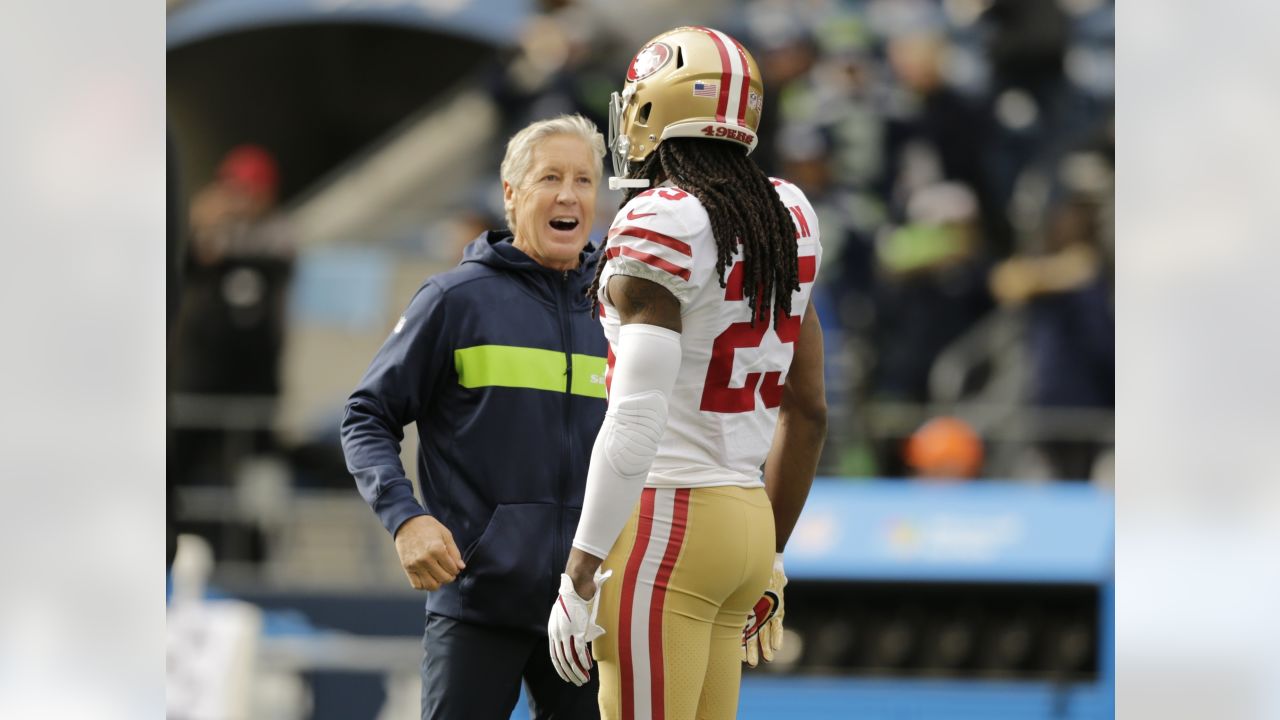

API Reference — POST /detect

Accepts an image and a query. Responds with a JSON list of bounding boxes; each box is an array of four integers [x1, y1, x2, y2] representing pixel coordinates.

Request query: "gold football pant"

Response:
[[593, 485, 774, 720]]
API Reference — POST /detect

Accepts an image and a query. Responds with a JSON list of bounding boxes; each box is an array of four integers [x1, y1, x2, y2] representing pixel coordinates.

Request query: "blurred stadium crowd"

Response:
[[167, 0, 1112, 647]]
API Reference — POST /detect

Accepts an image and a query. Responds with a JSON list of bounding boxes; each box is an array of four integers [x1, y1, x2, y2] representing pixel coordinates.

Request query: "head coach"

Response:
[[341, 114, 609, 719]]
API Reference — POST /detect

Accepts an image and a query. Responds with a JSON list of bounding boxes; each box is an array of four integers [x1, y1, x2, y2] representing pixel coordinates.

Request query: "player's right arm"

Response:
[[763, 301, 827, 552], [565, 188, 701, 596], [552, 275, 683, 686], [565, 274, 683, 596], [341, 282, 464, 591], [551, 193, 699, 686]]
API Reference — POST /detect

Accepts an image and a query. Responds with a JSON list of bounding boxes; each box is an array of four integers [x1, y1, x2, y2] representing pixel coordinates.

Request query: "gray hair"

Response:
[[500, 114, 606, 232]]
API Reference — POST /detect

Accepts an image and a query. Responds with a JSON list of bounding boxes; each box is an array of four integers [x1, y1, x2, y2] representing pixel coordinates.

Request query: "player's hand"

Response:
[[548, 570, 612, 686], [741, 553, 787, 667], [393, 515, 465, 591]]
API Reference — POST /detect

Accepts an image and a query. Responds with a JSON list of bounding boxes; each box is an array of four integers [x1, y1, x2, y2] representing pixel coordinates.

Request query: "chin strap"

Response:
[[609, 177, 651, 190]]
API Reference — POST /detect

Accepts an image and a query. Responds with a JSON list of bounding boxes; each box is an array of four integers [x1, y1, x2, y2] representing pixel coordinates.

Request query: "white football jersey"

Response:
[[598, 178, 822, 489]]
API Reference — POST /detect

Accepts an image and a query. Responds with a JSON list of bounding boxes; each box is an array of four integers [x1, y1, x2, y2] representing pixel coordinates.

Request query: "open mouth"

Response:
[[549, 217, 580, 232]]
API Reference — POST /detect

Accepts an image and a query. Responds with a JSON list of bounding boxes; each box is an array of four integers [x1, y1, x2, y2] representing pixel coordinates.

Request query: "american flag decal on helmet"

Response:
[[692, 80, 719, 98]]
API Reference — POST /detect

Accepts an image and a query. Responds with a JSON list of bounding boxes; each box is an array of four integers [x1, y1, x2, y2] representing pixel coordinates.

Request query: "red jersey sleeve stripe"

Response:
[[609, 226, 694, 256], [606, 246, 692, 281]]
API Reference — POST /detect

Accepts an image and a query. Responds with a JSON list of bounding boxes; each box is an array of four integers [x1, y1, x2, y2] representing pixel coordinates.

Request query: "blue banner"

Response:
[[785, 480, 1114, 583]]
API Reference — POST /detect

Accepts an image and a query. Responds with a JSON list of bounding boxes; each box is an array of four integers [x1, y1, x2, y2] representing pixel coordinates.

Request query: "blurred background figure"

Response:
[[880, 8, 997, 247], [872, 181, 991, 405], [170, 144, 294, 560], [177, 144, 292, 408], [869, 181, 992, 474], [990, 143, 1114, 481]]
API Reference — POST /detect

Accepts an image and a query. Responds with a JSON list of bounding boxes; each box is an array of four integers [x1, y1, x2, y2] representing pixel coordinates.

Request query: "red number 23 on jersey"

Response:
[[700, 254, 817, 413]]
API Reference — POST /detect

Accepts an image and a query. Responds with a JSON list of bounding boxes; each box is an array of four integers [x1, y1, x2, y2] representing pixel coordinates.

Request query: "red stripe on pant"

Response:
[[619, 489, 657, 720], [647, 489, 690, 720]]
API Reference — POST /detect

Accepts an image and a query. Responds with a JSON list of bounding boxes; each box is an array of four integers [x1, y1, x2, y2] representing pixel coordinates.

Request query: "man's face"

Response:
[[505, 134, 598, 271]]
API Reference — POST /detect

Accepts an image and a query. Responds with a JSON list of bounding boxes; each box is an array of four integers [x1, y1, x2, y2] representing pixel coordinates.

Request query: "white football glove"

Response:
[[548, 569, 612, 686], [741, 553, 787, 667]]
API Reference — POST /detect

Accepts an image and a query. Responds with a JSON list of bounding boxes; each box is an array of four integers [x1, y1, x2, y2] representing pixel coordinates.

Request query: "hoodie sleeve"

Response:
[[341, 281, 453, 537]]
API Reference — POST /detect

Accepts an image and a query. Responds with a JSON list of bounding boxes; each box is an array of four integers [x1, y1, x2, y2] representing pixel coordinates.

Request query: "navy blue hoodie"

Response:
[[341, 231, 608, 633]]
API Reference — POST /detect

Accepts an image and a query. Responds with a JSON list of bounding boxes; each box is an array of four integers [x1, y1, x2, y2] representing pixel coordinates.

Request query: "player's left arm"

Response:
[[743, 302, 826, 667], [764, 301, 827, 551]]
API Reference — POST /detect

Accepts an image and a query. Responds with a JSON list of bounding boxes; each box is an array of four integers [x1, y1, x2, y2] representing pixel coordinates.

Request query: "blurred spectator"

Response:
[[871, 182, 993, 409], [777, 126, 875, 314], [489, 11, 619, 144], [978, 0, 1076, 256], [765, 11, 885, 303], [171, 144, 295, 488], [983, 0, 1071, 137], [990, 150, 1113, 480], [880, 17, 1008, 255], [868, 182, 993, 475], [904, 416, 984, 480], [991, 205, 1113, 479], [744, 3, 821, 177]]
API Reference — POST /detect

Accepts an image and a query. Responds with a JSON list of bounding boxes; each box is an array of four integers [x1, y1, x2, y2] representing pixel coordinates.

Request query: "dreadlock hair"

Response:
[[588, 138, 800, 325]]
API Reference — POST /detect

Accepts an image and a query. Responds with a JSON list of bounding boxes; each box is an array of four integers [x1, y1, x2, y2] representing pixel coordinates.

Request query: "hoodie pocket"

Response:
[[457, 503, 558, 631]]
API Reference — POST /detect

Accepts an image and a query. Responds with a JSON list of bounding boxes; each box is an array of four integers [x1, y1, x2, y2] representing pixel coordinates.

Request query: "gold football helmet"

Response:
[[608, 26, 764, 188]]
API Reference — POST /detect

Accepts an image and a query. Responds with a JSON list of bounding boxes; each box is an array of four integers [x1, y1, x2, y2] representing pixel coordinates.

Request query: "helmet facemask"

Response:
[[608, 85, 649, 190]]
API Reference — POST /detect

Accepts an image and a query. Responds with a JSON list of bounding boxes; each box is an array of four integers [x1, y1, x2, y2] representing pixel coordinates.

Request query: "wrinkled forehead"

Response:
[[526, 135, 601, 181]]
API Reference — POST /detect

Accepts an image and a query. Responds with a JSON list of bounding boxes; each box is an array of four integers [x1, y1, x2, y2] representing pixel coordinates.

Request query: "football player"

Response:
[[546, 26, 827, 719]]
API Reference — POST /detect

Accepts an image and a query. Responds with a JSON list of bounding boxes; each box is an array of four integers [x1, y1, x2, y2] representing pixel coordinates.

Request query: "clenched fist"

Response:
[[393, 515, 466, 591]]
